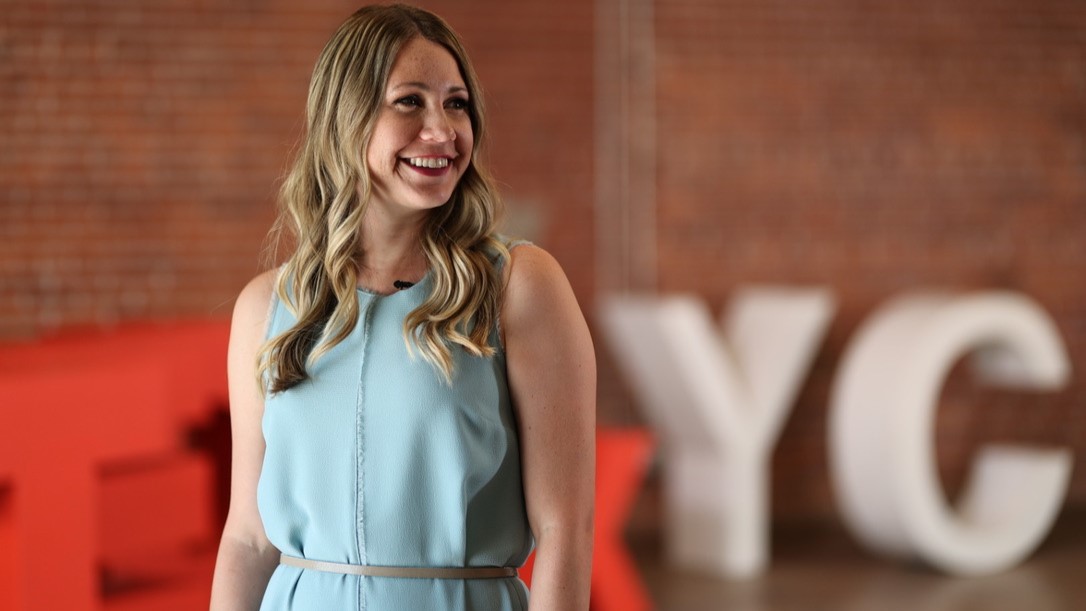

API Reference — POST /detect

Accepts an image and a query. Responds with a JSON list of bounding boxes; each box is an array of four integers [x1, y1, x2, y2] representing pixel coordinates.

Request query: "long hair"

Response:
[[259, 4, 507, 393]]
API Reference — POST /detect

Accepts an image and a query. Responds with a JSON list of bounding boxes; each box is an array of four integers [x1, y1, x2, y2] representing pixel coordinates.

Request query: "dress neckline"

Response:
[[355, 269, 431, 298]]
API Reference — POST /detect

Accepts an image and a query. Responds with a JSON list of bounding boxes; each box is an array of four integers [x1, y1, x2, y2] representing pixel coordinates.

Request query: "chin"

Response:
[[407, 196, 453, 213]]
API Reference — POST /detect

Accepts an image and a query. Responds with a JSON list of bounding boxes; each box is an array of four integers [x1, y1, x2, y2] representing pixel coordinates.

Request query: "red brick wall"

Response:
[[4, 0, 1084, 521], [653, 0, 1086, 517], [1, 0, 594, 337]]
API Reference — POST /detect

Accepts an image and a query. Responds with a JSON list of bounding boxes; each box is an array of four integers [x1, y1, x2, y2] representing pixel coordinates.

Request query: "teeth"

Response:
[[407, 157, 449, 169]]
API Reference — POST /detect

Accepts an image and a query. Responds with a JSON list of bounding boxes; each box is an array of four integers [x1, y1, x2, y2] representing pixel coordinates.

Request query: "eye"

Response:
[[445, 97, 470, 111], [394, 94, 422, 108]]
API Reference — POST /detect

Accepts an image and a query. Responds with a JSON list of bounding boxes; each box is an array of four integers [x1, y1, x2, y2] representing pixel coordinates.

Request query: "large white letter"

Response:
[[829, 292, 1073, 575], [601, 287, 834, 577]]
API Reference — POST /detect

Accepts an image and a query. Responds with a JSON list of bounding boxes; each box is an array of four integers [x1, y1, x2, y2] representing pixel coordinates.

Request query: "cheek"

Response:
[[459, 123, 475, 157], [364, 140, 377, 171], [364, 129, 386, 170], [368, 117, 414, 167]]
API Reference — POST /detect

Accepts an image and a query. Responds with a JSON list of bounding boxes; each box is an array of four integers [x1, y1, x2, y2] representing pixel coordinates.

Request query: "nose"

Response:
[[420, 108, 456, 142]]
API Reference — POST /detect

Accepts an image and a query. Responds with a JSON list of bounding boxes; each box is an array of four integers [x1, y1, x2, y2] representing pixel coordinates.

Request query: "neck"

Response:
[[357, 212, 428, 291]]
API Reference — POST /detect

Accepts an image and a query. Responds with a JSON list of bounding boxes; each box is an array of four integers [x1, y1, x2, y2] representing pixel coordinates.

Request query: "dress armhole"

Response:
[[256, 266, 287, 393], [263, 264, 287, 343]]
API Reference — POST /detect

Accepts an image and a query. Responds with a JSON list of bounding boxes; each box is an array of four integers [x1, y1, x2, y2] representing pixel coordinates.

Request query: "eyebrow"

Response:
[[389, 81, 468, 95]]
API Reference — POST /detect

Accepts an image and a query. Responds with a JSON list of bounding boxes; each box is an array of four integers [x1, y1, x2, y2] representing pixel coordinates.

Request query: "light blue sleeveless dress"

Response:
[[256, 257, 532, 610]]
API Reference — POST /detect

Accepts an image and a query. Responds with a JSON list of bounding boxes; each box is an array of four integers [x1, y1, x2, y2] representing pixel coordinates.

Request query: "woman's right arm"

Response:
[[209, 270, 282, 610]]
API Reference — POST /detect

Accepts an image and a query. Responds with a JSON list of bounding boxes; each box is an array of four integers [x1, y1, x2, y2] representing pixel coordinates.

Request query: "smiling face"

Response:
[[365, 36, 474, 220]]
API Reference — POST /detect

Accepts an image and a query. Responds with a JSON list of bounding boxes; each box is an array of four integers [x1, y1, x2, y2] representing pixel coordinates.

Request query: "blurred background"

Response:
[[2, 0, 1084, 609]]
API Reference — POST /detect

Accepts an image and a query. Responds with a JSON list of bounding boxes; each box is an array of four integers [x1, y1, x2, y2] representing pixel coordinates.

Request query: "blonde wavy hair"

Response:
[[259, 4, 507, 393]]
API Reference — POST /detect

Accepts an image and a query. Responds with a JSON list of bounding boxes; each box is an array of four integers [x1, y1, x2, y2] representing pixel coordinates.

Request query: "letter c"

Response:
[[829, 292, 1073, 575]]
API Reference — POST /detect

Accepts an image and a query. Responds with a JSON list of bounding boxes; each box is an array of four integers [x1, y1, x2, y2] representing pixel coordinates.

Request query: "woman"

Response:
[[209, 4, 595, 610]]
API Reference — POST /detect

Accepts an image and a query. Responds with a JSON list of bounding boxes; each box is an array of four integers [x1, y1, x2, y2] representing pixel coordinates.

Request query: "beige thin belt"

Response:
[[280, 554, 517, 579]]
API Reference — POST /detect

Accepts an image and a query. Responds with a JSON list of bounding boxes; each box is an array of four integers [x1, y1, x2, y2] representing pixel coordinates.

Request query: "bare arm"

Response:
[[502, 246, 596, 611], [209, 270, 282, 610]]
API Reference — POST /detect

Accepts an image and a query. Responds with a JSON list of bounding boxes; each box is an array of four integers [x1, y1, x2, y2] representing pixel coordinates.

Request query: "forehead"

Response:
[[387, 36, 465, 89]]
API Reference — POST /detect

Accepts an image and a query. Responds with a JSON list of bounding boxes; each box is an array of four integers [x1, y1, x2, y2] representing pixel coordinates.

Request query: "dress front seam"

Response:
[[355, 297, 377, 611]]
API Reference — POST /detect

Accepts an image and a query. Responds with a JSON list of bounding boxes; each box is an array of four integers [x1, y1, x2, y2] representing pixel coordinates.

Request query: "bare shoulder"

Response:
[[500, 244, 590, 353], [228, 269, 280, 416], [502, 244, 576, 314], [232, 269, 279, 335], [228, 269, 280, 390]]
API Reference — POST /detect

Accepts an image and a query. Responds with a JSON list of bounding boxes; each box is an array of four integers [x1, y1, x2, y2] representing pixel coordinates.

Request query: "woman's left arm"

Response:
[[502, 245, 596, 611]]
